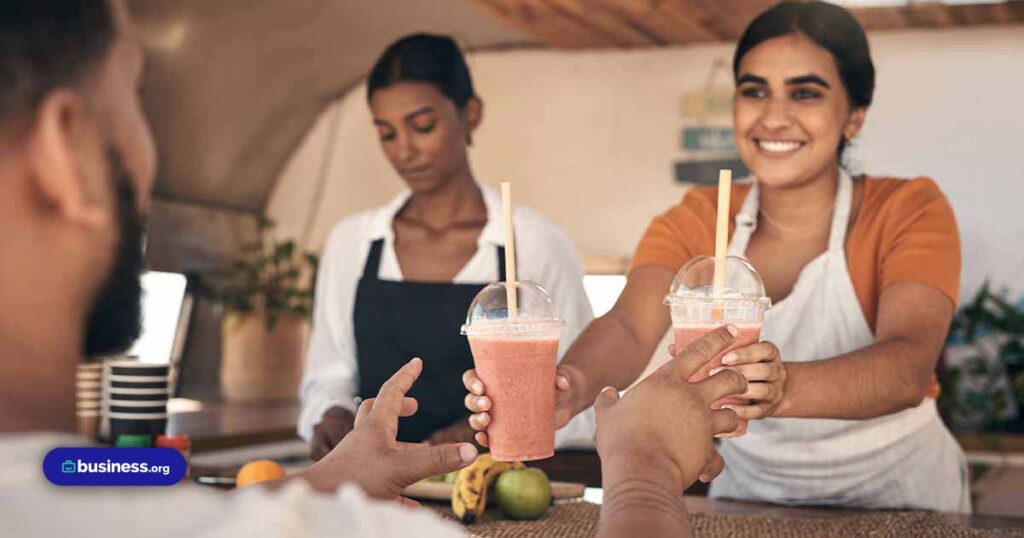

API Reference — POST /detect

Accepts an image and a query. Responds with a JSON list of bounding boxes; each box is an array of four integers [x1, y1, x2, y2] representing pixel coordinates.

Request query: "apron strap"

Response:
[[496, 246, 507, 282], [729, 181, 759, 256], [361, 238, 385, 281], [827, 171, 854, 252]]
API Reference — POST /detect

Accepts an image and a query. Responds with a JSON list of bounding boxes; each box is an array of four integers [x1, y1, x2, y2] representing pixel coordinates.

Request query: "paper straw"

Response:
[[714, 169, 732, 296], [501, 182, 518, 318]]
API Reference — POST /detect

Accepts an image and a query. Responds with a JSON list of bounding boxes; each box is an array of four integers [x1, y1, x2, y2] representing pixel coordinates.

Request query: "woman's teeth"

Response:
[[757, 140, 803, 153]]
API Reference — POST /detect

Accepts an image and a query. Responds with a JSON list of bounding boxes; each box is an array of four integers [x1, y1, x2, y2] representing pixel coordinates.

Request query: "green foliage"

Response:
[[201, 221, 319, 331], [939, 282, 1024, 433]]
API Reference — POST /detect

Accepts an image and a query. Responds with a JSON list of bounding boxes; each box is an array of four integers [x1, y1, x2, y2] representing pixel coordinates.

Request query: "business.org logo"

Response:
[[44, 448, 185, 486]]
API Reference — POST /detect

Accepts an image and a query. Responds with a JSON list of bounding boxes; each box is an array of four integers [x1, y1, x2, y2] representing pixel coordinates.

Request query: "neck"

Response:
[[0, 300, 81, 434], [0, 187, 89, 434], [758, 165, 840, 232], [401, 167, 485, 228]]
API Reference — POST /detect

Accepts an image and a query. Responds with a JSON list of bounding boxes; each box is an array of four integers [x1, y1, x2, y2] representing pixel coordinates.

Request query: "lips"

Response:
[[400, 165, 431, 176], [755, 139, 805, 154]]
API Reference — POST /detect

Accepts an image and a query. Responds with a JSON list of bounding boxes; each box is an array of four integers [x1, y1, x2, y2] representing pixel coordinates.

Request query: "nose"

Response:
[[758, 95, 793, 132], [393, 129, 418, 164]]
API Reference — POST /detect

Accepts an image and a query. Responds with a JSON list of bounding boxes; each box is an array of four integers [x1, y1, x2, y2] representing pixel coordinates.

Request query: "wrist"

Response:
[[600, 448, 686, 494]]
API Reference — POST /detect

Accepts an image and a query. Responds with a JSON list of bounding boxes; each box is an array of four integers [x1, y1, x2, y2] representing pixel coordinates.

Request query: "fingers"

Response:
[[721, 341, 779, 367], [394, 443, 479, 486], [369, 358, 424, 423], [462, 369, 485, 396], [698, 450, 725, 483], [465, 393, 490, 413], [474, 431, 489, 447], [710, 408, 740, 437], [310, 432, 332, 462], [593, 386, 620, 414], [355, 398, 374, 426], [734, 381, 776, 402], [662, 325, 738, 382], [668, 343, 676, 357], [721, 402, 771, 421], [468, 412, 489, 431], [696, 368, 747, 405], [556, 372, 571, 391], [709, 362, 773, 383], [396, 496, 421, 509]]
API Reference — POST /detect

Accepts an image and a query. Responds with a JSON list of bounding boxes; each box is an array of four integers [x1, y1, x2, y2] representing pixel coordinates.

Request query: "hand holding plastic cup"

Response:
[[462, 281, 564, 462], [664, 255, 771, 437]]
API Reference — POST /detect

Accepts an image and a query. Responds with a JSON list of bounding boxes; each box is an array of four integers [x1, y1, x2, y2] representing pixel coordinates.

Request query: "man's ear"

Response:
[[25, 89, 109, 229]]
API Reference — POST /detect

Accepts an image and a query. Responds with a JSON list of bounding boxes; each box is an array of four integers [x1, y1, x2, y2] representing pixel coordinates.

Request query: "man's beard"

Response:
[[83, 152, 145, 358]]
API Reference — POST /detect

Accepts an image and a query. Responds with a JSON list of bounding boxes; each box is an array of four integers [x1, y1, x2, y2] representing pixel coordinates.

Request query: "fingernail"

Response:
[[722, 353, 737, 365], [699, 475, 709, 483], [708, 367, 723, 377], [459, 444, 477, 463], [601, 386, 617, 395], [720, 404, 736, 411], [725, 324, 739, 337], [476, 397, 487, 408], [557, 375, 569, 387], [473, 382, 483, 393]]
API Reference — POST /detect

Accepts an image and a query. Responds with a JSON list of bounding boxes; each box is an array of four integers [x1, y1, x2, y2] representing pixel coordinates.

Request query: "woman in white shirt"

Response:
[[299, 34, 593, 458]]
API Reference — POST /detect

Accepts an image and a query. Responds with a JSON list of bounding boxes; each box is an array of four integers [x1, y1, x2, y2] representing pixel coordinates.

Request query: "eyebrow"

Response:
[[737, 73, 831, 89], [373, 106, 435, 127], [785, 75, 830, 88], [404, 106, 435, 121]]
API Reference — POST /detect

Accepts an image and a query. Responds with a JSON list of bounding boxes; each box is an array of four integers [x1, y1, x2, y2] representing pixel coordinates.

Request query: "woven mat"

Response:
[[428, 501, 1024, 538]]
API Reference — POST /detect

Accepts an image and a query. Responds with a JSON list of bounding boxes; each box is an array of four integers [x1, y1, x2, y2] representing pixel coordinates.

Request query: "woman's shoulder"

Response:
[[513, 205, 574, 250], [858, 175, 952, 220]]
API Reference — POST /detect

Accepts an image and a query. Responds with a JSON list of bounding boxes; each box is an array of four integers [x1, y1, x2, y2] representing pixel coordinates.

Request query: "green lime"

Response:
[[443, 471, 458, 484], [495, 468, 551, 520]]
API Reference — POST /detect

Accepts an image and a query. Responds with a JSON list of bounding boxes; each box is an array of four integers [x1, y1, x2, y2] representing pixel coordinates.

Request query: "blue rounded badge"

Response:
[[43, 447, 186, 486]]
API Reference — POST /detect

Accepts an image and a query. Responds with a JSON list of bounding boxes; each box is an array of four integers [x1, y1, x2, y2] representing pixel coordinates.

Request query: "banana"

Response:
[[451, 453, 524, 524]]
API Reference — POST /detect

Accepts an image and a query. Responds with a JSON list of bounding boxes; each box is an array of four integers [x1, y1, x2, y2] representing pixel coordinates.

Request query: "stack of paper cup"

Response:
[[101, 359, 170, 441], [75, 363, 103, 439]]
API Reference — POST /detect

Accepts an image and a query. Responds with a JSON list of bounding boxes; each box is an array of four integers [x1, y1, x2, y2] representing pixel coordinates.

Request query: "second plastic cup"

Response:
[[665, 255, 771, 437], [462, 281, 564, 462]]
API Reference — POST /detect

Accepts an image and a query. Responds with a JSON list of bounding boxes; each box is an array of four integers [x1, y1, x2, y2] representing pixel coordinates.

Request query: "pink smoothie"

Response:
[[468, 336, 558, 462], [673, 324, 761, 437]]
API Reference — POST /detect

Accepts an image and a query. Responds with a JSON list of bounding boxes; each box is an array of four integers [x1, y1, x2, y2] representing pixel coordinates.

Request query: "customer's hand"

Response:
[[426, 418, 477, 446], [708, 340, 787, 421], [300, 358, 478, 501], [310, 406, 355, 461], [596, 326, 747, 492], [463, 362, 585, 447]]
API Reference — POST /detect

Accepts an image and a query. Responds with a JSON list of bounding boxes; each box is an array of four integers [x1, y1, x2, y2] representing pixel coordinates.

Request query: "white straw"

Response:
[[714, 169, 732, 296], [501, 182, 518, 317]]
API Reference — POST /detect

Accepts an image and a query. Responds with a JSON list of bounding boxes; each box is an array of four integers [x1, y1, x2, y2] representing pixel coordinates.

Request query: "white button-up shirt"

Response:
[[298, 184, 596, 446]]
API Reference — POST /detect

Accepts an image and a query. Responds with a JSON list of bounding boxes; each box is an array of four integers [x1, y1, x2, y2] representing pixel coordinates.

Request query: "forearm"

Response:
[[561, 312, 657, 415], [776, 338, 935, 419], [598, 465, 691, 538]]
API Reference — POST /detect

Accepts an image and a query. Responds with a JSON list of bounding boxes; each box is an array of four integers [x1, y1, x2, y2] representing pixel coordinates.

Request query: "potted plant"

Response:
[[202, 221, 319, 402], [939, 282, 1024, 435]]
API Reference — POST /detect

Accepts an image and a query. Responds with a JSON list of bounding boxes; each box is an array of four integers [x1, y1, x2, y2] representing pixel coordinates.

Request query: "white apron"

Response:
[[710, 172, 970, 513]]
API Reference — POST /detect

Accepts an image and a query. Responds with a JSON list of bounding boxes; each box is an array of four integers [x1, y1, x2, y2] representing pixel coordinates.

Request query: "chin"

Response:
[[402, 173, 449, 194]]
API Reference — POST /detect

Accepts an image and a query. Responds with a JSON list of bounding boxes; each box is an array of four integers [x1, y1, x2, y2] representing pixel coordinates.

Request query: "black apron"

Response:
[[353, 238, 506, 442]]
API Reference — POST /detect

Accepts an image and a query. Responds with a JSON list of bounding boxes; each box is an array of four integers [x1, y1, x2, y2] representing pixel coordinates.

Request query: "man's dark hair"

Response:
[[0, 1, 116, 126]]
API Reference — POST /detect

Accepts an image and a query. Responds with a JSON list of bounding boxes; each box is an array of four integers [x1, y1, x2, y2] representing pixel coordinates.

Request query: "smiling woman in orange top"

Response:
[[465, 1, 967, 513]]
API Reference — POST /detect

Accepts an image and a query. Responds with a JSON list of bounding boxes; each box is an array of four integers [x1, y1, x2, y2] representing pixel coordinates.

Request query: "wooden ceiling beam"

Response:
[[901, 3, 954, 28], [470, 0, 615, 48], [472, 0, 1024, 49], [540, 0, 665, 47], [596, 0, 719, 44]]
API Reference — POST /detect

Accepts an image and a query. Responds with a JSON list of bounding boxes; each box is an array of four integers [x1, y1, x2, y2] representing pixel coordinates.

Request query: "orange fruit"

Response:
[[235, 460, 286, 488]]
